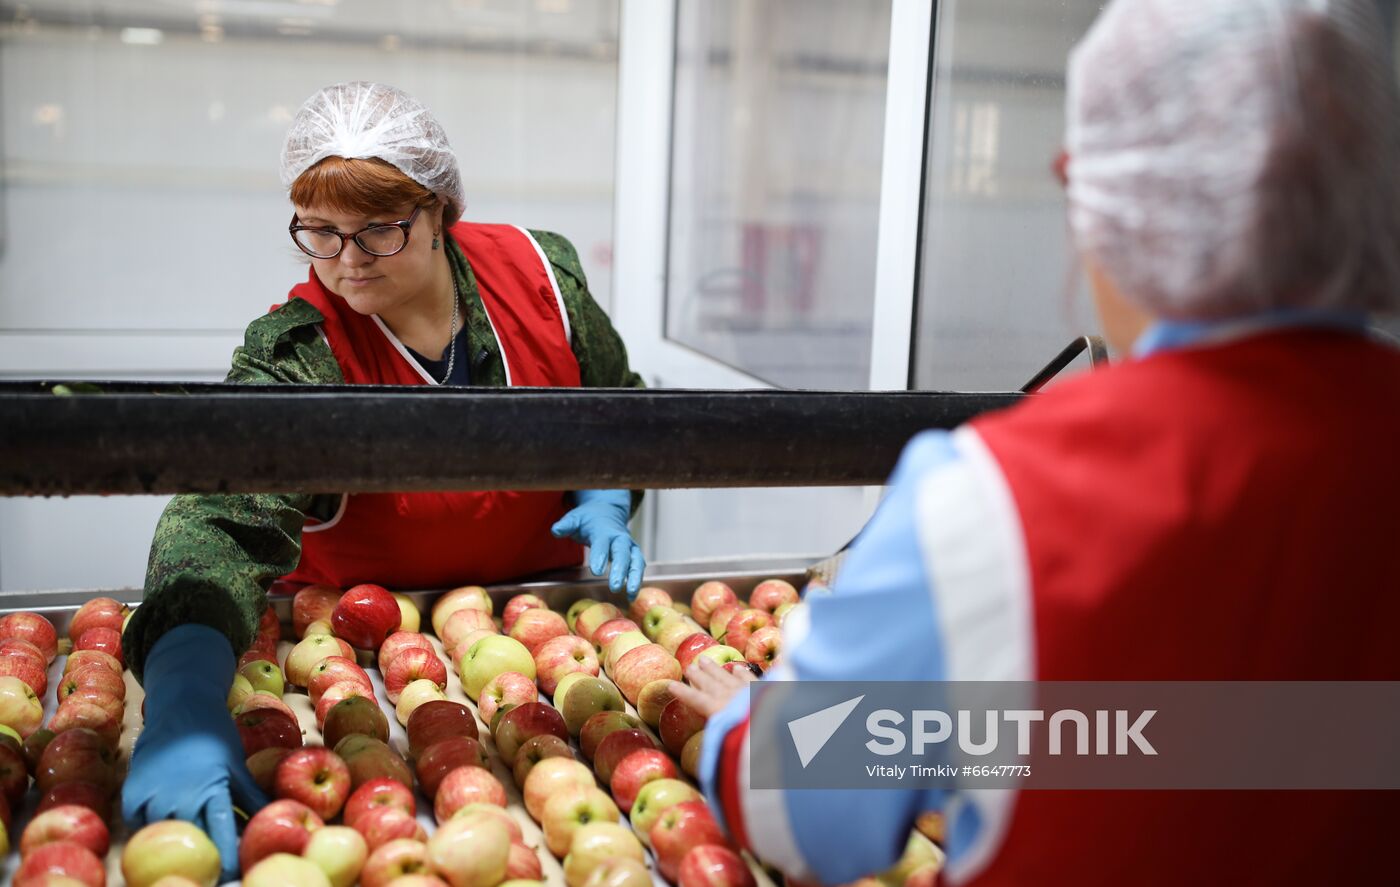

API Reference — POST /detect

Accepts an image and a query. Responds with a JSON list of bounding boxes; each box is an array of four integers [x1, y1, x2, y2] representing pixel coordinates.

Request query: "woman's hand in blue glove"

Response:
[[551, 489, 646, 597], [122, 624, 269, 881]]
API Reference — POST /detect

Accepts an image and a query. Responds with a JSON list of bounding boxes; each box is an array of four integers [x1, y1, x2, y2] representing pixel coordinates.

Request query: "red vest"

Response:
[[281, 222, 583, 590], [965, 329, 1400, 885]]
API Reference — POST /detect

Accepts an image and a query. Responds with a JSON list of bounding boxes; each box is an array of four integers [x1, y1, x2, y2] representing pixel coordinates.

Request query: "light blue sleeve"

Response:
[[699, 430, 958, 884]]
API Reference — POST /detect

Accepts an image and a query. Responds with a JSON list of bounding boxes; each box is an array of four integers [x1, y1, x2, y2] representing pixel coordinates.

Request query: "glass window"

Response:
[[665, 0, 893, 390], [913, 0, 1103, 392]]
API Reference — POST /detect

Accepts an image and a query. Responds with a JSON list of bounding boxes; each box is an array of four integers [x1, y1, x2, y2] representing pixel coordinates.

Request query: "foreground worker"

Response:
[[121, 82, 645, 876], [675, 1, 1400, 883]]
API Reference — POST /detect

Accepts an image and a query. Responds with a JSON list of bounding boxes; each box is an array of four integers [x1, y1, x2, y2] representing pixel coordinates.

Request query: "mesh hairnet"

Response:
[[1065, 0, 1400, 319], [280, 82, 466, 226]]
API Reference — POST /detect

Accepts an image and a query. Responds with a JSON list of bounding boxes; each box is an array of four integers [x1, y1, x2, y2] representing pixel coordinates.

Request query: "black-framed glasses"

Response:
[[289, 206, 422, 259]]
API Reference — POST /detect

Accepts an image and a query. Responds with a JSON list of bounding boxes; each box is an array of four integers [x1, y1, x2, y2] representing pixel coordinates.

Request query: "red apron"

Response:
[[281, 222, 584, 590], [964, 329, 1400, 886]]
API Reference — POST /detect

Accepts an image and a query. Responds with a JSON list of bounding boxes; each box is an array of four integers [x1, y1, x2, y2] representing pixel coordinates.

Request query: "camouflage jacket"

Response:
[[125, 231, 644, 682]]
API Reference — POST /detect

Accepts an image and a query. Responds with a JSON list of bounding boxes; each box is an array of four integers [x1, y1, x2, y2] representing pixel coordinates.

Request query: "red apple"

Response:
[[62, 649, 122, 677], [722, 609, 773, 657], [0, 613, 57, 663], [0, 637, 48, 668], [36, 780, 108, 819], [275, 747, 352, 820], [522, 756, 595, 821], [590, 618, 641, 657], [708, 604, 742, 641], [355, 805, 426, 852], [690, 582, 738, 630], [651, 800, 729, 881], [660, 698, 708, 756], [678, 845, 756, 887], [49, 699, 121, 747], [508, 607, 569, 655], [293, 584, 342, 638], [431, 586, 493, 639], [320, 691, 391, 749], [332, 584, 401, 650], [383, 646, 448, 705], [334, 734, 413, 791], [0, 649, 48, 697], [377, 631, 436, 674], [749, 579, 799, 614], [75, 626, 122, 664], [675, 632, 718, 671], [22, 727, 53, 774], [20, 803, 110, 858], [494, 702, 568, 766], [256, 604, 282, 646], [58, 664, 125, 703], [240, 645, 278, 670], [239, 798, 324, 874], [284, 633, 355, 688], [610, 748, 679, 813], [406, 699, 479, 759], [433, 765, 508, 822], [246, 747, 294, 795], [574, 602, 624, 644], [507, 840, 544, 881], [744, 625, 782, 671], [308, 656, 373, 705], [440, 608, 498, 659], [68, 597, 128, 641], [15, 840, 106, 887], [629, 587, 673, 624], [579, 710, 644, 762], [502, 594, 547, 634], [512, 733, 574, 787], [35, 727, 116, 795], [235, 708, 303, 756], [612, 643, 682, 705], [416, 737, 488, 798], [594, 728, 658, 785], [361, 838, 433, 887], [533, 635, 600, 696], [233, 691, 298, 723], [343, 777, 415, 830], [477, 671, 538, 726]]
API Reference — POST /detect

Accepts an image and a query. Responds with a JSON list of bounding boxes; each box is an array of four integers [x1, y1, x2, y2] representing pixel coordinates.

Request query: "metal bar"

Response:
[[0, 383, 1021, 496], [1020, 335, 1109, 393]]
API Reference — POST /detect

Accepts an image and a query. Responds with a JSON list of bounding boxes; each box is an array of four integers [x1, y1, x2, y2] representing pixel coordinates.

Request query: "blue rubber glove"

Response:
[[123, 624, 269, 881], [551, 489, 646, 597]]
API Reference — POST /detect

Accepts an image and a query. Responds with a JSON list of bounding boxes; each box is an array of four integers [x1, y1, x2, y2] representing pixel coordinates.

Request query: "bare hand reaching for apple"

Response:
[[669, 657, 756, 719]]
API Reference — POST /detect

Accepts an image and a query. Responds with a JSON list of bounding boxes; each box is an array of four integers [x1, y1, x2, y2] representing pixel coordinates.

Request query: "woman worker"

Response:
[[120, 82, 646, 877], [674, 0, 1400, 884]]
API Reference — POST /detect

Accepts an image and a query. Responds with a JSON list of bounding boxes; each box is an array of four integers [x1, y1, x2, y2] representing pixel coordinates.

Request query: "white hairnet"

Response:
[[280, 82, 466, 225], [1065, 0, 1400, 319]]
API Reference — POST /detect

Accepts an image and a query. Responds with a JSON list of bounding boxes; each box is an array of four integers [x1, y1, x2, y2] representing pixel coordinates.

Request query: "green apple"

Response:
[[227, 674, 255, 712], [240, 659, 285, 698], [566, 598, 601, 633], [459, 635, 535, 701], [121, 820, 222, 887], [641, 605, 681, 641], [552, 671, 591, 711], [0, 724, 21, 745], [563, 822, 644, 887], [542, 785, 620, 857], [560, 676, 624, 737], [244, 853, 332, 887], [628, 778, 701, 847], [695, 644, 745, 667], [303, 825, 368, 887], [602, 631, 649, 674]]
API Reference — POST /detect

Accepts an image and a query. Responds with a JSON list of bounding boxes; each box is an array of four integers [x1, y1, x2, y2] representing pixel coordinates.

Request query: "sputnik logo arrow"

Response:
[[787, 695, 864, 768]]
